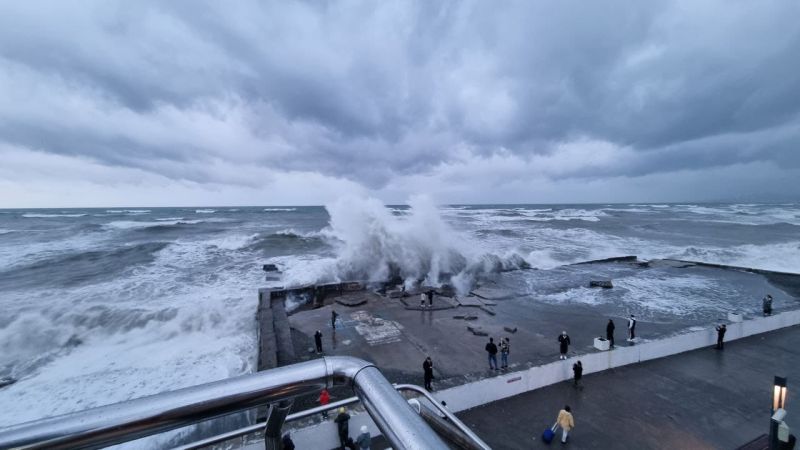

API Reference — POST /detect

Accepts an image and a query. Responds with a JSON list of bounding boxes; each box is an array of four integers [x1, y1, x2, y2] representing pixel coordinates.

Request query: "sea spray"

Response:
[[280, 195, 529, 293]]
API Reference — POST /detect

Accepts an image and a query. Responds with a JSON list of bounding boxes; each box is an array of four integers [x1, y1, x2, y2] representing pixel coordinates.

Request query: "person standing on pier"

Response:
[[763, 294, 773, 316], [423, 356, 434, 390], [427, 290, 434, 308], [627, 315, 637, 342], [420, 292, 426, 308], [331, 310, 339, 329], [314, 330, 323, 353], [485, 337, 499, 370], [558, 331, 570, 360], [500, 337, 510, 369], [572, 360, 583, 388], [319, 388, 330, 419], [335, 407, 350, 449], [715, 324, 727, 350], [606, 319, 615, 348]]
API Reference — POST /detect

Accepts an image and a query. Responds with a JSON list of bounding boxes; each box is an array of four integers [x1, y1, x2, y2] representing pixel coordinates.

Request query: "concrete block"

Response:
[[593, 337, 610, 351]]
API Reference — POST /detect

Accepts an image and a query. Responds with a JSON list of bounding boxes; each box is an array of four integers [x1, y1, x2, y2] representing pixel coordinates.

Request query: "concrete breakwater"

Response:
[[255, 258, 800, 449]]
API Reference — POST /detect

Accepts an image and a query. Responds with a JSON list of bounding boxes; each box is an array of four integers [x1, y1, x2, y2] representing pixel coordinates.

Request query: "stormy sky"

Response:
[[1, 1, 799, 207]]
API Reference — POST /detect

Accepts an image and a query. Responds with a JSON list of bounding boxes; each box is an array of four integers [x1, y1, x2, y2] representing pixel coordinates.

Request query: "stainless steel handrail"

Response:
[[0, 357, 448, 450], [172, 396, 363, 450], [394, 384, 491, 450], [174, 384, 491, 450]]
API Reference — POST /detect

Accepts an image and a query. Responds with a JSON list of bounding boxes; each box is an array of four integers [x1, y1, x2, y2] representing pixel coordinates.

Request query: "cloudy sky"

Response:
[[1, 0, 799, 207]]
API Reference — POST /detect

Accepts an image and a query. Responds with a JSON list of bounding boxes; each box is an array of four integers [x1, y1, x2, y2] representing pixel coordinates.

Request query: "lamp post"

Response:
[[770, 376, 788, 450], [773, 376, 787, 413]]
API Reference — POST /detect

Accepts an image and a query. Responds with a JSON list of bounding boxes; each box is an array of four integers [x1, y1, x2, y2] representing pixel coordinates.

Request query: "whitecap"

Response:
[[22, 213, 87, 218]]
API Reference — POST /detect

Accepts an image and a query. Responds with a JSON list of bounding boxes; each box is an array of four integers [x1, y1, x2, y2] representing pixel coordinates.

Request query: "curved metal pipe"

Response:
[[174, 384, 492, 450], [394, 384, 491, 450], [0, 357, 448, 450]]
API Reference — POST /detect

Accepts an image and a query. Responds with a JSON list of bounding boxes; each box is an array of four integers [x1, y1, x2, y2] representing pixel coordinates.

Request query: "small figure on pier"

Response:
[[427, 290, 434, 308], [319, 388, 330, 419], [423, 356, 434, 390], [335, 407, 351, 448], [558, 331, 571, 360], [500, 337, 510, 369], [715, 324, 727, 350], [485, 337, 499, 370], [573, 360, 583, 388], [420, 292, 426, 308], [331, 310, 339, 329], [763, 294, 773, 316], [606, 319, 616, 348], [627, 315, 637, 342], [314, 330, 323, 353]]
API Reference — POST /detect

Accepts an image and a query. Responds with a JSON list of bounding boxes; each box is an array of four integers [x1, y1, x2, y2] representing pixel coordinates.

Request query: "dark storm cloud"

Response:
[[1, 0, 799, 200]]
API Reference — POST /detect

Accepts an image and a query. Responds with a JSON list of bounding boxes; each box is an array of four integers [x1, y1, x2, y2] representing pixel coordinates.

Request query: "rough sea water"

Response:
[[1, 198, 799, 445]]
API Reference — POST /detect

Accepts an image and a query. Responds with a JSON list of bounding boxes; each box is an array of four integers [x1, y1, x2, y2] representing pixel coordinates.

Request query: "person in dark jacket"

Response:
[[423, 356, 434, 390], [314, 330, 323, 353], [485, 338, 498, 370], [763, 294, 773, 316], [331, 310, 339, 329], [281, 433, 295, 450], [715, 324, 727, 350], [572, 360, 583, 388], [606, 319, 615, 348], [558, 331, 570, 360], [335, 407, 350, 448], [427, 290, 434, 308]]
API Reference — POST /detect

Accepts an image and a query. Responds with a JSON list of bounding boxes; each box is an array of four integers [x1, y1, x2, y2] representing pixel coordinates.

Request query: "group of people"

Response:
[[557, 315, 637, 360], [313, 310, 342, 353], [484, 337, 511, 370], [419, 290, 435, 308], [313, 394, 373, 450]]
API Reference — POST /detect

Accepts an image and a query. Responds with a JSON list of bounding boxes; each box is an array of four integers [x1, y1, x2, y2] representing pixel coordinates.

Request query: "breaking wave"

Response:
[[279, 196, 529, 293]]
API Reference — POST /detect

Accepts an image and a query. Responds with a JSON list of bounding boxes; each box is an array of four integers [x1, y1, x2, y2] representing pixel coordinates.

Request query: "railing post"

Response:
[[263, 400, 293, 450]]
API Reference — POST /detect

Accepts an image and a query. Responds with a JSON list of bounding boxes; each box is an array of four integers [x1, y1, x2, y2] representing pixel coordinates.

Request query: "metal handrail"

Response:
[[394, 384, 491, 450], [175, 384, 491, 450], [0, 357, 448, 450]]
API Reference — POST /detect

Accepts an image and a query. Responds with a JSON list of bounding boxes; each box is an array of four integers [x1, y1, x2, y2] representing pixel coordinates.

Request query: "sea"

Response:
[[1, 198, 799, 444]]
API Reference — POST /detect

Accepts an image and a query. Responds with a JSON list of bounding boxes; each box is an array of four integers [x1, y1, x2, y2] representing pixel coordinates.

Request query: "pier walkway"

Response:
[[457, 325, 800, 449]]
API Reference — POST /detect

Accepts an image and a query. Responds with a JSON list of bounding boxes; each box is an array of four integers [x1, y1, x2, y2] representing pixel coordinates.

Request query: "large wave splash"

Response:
[[282, 196, 529, 293]]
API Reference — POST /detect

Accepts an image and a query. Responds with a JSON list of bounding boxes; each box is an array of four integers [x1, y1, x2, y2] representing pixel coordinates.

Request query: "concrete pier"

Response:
[[457, 324, 800, 449], [251, 257, 800, 447]]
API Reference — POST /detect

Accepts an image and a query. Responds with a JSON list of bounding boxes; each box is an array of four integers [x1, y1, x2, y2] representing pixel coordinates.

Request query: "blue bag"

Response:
[[542, 427, 555, 444]]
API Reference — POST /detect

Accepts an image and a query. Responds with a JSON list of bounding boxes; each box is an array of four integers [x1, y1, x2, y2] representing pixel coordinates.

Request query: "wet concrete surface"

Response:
[[457, 324, 800, 450], [286, 260, 799, 392]]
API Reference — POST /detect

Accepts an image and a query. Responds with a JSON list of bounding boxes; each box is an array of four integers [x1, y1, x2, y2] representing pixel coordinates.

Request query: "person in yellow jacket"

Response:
[[555, 405, 575, 444]]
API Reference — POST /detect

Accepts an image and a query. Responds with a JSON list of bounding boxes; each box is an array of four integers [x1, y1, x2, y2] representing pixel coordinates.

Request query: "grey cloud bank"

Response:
[[1, 0, 799, 207]]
